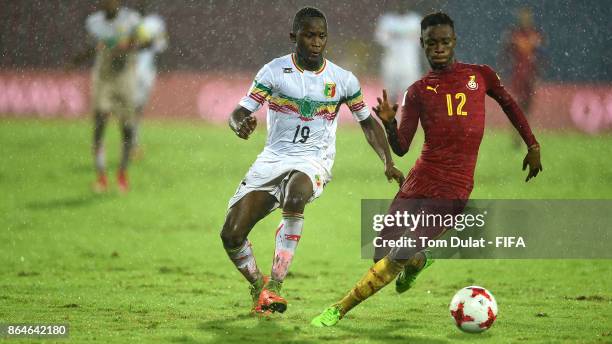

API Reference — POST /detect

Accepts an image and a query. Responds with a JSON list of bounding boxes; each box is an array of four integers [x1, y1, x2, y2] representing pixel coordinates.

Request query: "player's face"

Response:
[[421, 24, 456, 69], [292, 18, 328, 68]]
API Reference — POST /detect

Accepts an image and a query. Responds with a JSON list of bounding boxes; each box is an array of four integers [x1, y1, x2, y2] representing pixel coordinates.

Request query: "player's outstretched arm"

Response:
[[482, 66, 543, 182], [229, 106, 257, 140], [373, 89, 419, 157], [359, 115, 404, 186]]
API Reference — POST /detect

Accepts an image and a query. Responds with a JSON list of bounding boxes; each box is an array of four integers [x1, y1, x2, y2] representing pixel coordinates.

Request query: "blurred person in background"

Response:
[[132, 5, 168, 159], [375, 4, 422, 104], [70, 0, 146, 193], [501, 7, 545, 147]]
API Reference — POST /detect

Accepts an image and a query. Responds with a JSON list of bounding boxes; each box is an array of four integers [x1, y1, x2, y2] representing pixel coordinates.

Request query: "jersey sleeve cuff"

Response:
[[238, 97, 262, 113], [353, 108, 371, 122]]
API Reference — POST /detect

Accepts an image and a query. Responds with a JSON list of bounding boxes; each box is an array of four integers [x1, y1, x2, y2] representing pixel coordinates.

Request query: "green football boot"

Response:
[[395, 250, 434, 294], [311, 305, 343, 327]]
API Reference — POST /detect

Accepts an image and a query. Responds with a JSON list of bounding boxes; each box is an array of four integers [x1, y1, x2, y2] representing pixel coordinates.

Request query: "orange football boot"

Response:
[[258, 280, 287, 313]]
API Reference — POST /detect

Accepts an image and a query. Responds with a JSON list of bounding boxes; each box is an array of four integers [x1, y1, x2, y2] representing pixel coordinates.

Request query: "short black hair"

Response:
[[421, 11, 454, 32], [292, 7, 327, 33]]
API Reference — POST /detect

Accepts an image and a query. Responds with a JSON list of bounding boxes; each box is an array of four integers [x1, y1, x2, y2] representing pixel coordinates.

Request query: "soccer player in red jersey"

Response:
[[312, 11, 543, 327], [502, 7, 544, 146], [504, 7, 543, 114]]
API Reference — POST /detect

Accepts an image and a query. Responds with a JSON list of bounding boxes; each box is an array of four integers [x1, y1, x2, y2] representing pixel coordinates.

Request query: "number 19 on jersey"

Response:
[[292, 125, 310, 143]]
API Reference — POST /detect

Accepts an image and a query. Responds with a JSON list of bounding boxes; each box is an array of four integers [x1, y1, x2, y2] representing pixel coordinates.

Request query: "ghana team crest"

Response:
[[467, 75, 479, 90], [324, 82, 336, 98]]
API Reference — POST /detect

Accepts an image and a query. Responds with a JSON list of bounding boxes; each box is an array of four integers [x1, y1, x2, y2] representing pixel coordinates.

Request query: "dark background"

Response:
[[1, 0, 610, 82]]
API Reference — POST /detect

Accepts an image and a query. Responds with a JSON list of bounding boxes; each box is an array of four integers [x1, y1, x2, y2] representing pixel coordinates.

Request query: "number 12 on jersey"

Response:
[[292, 125, 310, 143], [446, 93, 468, 116]]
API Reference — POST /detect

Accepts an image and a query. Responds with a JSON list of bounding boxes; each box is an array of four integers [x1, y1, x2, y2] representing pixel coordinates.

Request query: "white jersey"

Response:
[[239, 54, 370, 175], [85, 7, 141, 80], [134, 14, 168, 106], [136, 14, 168, 77], [375, 11, 422, 88]]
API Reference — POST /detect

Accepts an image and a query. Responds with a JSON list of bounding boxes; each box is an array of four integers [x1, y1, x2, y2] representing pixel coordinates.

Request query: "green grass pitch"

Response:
[[1, 118, 610, 343]]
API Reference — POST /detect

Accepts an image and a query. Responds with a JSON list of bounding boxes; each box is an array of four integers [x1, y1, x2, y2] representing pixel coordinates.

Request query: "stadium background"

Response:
[[1, 1, 611, 343], [1, 0, 611, 132]]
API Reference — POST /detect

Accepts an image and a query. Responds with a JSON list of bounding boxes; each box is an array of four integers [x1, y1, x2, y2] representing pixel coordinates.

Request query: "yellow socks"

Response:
[[336, 257, 404, 316]]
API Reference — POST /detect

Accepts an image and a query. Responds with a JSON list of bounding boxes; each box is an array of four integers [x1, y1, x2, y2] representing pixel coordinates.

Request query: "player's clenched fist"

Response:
[[231, 115, 257, 140]]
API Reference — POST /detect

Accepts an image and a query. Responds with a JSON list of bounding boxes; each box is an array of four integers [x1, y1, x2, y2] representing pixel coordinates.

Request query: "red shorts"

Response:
[[373, 191, 468, 261], [401, 166, 473, 200]]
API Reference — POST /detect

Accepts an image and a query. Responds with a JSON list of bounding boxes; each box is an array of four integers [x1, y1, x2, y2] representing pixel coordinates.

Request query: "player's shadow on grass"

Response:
[[197, 314, 310, 344], [335, 320, 449, 344], [26, 194, 107, 210], [197, 315, 449, 344]]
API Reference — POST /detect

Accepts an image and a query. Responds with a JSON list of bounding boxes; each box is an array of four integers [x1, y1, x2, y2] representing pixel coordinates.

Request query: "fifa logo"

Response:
[[467, 75, 478, 90]]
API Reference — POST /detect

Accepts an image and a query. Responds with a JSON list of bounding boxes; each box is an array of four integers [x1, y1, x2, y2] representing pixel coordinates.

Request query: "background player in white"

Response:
[[220, 7, 404, 315], [71, 0, 143, 193], [133, 11, 168, 156], [375, 5, 422, 104]]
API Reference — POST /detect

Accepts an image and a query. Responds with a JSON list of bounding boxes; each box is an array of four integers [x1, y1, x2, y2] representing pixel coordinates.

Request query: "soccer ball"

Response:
[[449, 286, 498, 333]]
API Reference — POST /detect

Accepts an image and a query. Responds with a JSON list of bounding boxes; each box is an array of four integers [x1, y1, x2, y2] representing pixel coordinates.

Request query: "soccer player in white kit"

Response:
[[220, 7, 404, 315], [133, 13, 168, 152], [375, 8, 422, 104], [72, 0, 142, 193]]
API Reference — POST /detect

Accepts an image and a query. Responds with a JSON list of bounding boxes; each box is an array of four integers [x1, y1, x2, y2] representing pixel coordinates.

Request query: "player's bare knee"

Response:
[[221, 209, 254, 248], [282, 192, 309, 213], [219, 230, 237, 248], [220, 221, 246, 249], [284, 174, 313, 212]]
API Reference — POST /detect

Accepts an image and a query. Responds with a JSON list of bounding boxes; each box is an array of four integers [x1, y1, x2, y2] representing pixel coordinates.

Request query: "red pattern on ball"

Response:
[[470, 287, 492, 301], [479, 306, 497, 329], [451, 302, 475, 327]]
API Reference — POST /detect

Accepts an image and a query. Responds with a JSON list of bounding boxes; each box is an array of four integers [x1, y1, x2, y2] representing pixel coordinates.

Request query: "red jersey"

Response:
[[388, 62, 538, 199], [505, 28, 543, 102]]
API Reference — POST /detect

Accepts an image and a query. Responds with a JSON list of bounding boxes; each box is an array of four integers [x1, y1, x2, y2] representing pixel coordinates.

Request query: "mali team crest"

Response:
[[324, 82, 336, 98]]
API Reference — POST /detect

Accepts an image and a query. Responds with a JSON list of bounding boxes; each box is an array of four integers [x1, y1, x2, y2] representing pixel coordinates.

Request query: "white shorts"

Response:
[[134, 69, 156, 109], [227, 155, 331, 210], [92, 69, 137, 124]]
